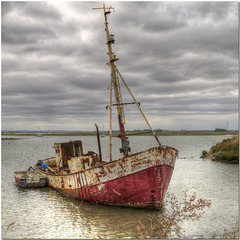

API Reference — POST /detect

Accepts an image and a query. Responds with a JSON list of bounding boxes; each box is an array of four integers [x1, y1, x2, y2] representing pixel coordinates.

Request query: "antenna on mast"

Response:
[[92, 4, 114, 12]]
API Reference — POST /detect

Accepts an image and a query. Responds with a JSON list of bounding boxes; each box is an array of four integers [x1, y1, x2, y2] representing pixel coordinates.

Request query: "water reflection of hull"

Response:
[[35, 145, 178, 210]]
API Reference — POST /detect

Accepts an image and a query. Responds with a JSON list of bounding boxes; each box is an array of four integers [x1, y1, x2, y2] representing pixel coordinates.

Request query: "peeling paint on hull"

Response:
[[36, 146, 178, 210], [63, 164, 172, 209]]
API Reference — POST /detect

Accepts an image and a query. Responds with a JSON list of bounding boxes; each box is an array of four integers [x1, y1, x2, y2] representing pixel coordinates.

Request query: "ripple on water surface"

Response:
[[1, 135, 238, 238]]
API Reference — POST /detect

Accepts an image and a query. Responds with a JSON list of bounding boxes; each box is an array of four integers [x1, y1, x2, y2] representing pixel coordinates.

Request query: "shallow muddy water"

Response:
[[1, 135, 238, 238]]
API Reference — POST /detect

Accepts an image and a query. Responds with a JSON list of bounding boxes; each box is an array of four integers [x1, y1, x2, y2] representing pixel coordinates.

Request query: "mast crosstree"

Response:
[[93, 4, 161, 160]]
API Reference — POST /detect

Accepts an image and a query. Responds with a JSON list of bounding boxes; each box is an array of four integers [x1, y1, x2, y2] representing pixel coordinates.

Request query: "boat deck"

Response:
[[14, 170, 47, 188]]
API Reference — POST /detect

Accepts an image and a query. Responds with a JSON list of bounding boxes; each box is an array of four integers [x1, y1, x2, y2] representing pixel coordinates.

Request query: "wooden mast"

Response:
[[93, 4, 161, 159], [94, 4, 129, 157]]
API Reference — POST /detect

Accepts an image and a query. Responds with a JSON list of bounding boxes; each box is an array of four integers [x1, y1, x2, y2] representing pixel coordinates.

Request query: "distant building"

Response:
[[215, 128, 227, 132], [155, 129, 163, 132]]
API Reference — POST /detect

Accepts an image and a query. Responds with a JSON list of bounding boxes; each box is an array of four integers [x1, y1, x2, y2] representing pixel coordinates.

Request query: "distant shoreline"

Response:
[[2, 131, 238, 137], [1, 138, 23, 140]]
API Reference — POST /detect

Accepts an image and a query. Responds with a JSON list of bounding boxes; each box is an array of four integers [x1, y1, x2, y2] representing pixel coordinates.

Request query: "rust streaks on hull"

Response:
[[36, 145, 177, 209]]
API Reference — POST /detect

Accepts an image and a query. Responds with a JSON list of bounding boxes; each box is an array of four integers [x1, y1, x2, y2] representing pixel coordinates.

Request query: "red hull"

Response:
[[55, 164, 173, 209]]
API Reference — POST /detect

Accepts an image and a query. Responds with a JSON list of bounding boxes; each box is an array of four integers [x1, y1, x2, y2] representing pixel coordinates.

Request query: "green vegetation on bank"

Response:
[[202, 135, 239, 164], [1, 138, 23, 140]]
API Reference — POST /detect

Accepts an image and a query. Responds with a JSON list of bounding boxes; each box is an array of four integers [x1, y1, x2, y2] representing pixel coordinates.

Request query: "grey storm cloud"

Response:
[[1, 1, 238, 131]]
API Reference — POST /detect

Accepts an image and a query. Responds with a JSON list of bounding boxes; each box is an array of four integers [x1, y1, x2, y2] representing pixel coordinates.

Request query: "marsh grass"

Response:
[[137, 190, 212, 239], [203, 135, 239, 163], [220, 221, 239, 239], [4, 222, 16, 238], [1, 138, 22, 140]]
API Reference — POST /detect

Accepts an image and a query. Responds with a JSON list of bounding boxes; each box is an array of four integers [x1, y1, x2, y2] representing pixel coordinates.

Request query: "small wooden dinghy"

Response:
[[14, 169, 47, 188]]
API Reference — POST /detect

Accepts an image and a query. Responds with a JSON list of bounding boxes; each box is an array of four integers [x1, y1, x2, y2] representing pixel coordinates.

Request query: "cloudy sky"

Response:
[[1, 1, 238, 131]]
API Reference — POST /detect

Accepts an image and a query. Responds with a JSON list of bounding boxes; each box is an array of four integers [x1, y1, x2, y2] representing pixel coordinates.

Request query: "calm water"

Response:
[[1, 135, 238, 238]]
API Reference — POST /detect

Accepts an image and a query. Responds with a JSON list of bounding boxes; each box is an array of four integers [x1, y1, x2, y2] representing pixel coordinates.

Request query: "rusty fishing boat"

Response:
[[35, 5, 178, 209]]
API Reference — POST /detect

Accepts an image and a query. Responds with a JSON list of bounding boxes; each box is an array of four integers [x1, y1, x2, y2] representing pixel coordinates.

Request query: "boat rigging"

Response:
[[93, 4, 161, 161]]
